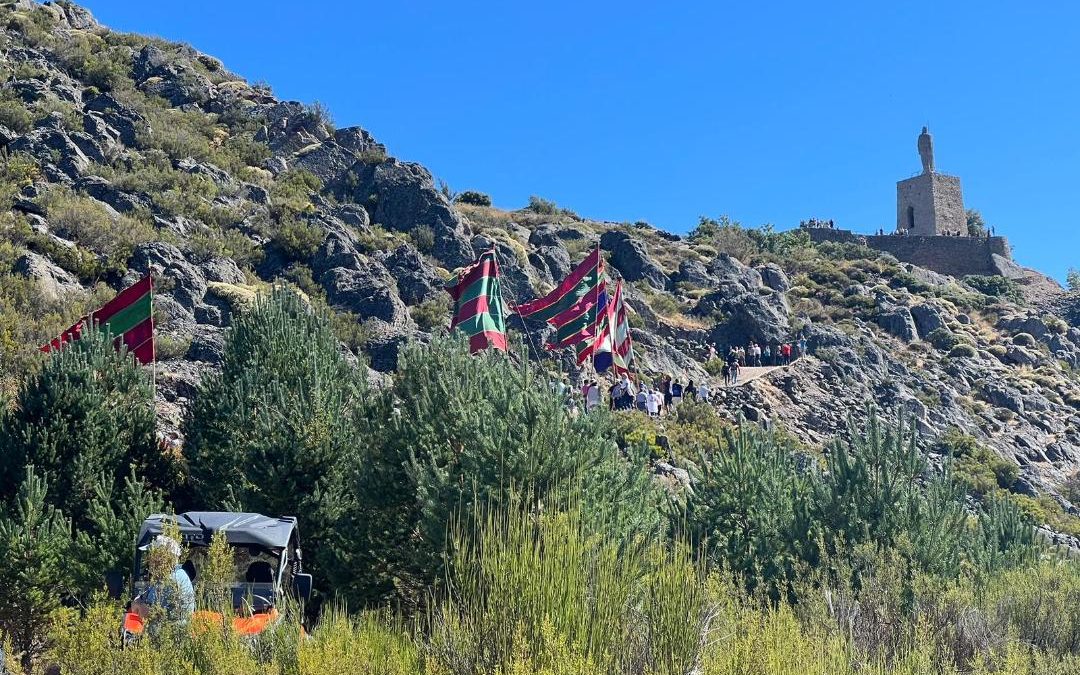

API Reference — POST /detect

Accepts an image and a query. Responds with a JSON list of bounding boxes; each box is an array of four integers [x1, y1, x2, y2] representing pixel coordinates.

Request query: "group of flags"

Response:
[[446, 245, 635, 375], [39, 244, 632, 377]]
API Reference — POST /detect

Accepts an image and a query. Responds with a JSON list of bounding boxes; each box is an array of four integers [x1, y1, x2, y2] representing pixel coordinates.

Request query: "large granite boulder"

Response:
[[9, 126, 89, 179], [129, 242, 208, 312], [84, 93, 150, 147], [700, 289, 791, 349], [14, 251, 81, 301], [382, 244, 441, 305], [336, 159, 474, 268], [599, 230, 668, 291], [876, 305, 919, 342], [320, 259, 410, 325]]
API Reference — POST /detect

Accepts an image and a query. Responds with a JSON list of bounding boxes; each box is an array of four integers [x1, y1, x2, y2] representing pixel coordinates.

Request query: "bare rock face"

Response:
[[599, 230, 668, 291], [14, 251, 81, 301], [336, 159, 474, 269]]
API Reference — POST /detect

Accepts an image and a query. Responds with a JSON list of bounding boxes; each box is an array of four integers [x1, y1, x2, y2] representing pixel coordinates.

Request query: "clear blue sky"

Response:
[[84, 1, 1080, 281]]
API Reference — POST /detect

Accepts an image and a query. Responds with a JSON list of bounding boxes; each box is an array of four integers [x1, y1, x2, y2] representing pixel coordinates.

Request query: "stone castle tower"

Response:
[[896, 127, 966, 236]]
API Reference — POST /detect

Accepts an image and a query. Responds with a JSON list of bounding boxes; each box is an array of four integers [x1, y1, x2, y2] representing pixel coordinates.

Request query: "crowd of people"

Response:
[[551, 337, 808, 418], [554, 373, 710, 418]]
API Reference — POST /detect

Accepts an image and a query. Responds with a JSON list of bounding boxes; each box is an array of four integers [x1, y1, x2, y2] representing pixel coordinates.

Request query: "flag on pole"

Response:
[[40, 275, 155, 364], [512, 247, 603, 323], [447, 248, 508, 353], [546, 279, 607, 350], [588, 280, 633, 373]]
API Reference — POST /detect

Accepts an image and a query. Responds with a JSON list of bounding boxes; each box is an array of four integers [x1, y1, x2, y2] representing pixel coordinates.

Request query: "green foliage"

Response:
[[966, 208, 987, 237], [409, 294, 450, 331], [0, 93, 32, 133], [680, 409, 1038, 604], [0, 327, 171, 530], [0, 468, 72, 669], [336, 335, 663, 611], [72, 470, 167, 589], [454, 190, 491, 207], [1067, 267, 1080, 293], [410, 224, 436, 254], [963, 274, 1022, 302], [948, 343, 978, 358], [1013, 332, 1036, 347], [525, 194, 560, 215], [269, 217, 323, 261], [182, 286, 370, 586], [431, 500, 706, 675], [683, 425, 814, 601], [934, 430, 1018, 495], [926, 327, 960, 351], [41, 187, 157, 271], [703, 357, 724, 376]]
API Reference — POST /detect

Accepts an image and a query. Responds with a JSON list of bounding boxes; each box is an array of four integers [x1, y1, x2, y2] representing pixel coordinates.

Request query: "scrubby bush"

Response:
[[525, 194, 559, 215], [934, 430, 1018, 494], [410, 223, 435, 254], [963, 274, 1022, 302], [948, 343, 978, 358], [41, 187, 156, 268], [1013, 332, 1036, 347], [454, 190, 491, 207], [409, 294, 450, 331], [926, 327, 960, 351]]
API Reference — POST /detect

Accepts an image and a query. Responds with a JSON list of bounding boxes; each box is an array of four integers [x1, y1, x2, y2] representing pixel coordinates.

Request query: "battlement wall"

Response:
[[806, 228, 1011, 278]]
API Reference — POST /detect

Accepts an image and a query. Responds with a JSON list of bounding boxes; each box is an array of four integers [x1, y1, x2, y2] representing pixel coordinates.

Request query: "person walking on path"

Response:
[[697, 380, 710, 402], [686, 378, 697, 401], [763, 344, 772, 366], [671, 379, 683, 410], [798, 337, 807, 358]]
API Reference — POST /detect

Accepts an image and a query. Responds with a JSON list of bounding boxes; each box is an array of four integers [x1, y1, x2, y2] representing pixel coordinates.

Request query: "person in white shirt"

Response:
[[646, 387, 662, 417], [585, 380, 601, 411], [697, 382, 710, 402]]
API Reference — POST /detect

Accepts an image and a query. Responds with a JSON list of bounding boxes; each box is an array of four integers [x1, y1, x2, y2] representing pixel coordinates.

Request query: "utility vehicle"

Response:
[[110, 511, 312, 638]]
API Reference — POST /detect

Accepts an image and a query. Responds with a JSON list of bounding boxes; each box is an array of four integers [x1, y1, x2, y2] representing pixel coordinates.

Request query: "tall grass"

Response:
[[35, 502, 1080, 675]]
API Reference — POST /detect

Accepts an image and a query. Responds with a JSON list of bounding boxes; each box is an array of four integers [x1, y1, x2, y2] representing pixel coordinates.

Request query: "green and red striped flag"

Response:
[[447, 249, 508, 353], [512, 247, 603, 323], [40, 275, 155, 364]]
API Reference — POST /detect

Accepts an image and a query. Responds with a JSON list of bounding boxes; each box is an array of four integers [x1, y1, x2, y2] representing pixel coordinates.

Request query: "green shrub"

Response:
[[935, 430, 1018, 494], [703, 357, 724, 376], [410, 224, 435, 254], [1013, 332, 1036, 347], [963, 274, 1022, 302], [409, 295, 449, 331], [525, 194, 560, 215], [454, 190, 491, 207], [270, 217, 323, 261], [948, 343, 978, 358], [0, 96, 32, 133], [926, 327, 960, 351], [0, 327, 174, 530], [41, 187, 156, 267]]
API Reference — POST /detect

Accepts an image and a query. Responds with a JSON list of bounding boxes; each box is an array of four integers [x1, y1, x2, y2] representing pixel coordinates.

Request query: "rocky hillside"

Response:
[[3, 2, 1080, 541]]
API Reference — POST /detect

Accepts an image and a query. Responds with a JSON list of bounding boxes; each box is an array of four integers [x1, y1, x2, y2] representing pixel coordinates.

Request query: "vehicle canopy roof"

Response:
[[136, 512, 299, 552]]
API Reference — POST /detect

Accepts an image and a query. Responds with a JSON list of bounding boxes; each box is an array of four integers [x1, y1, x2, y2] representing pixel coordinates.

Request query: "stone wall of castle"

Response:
[[807, 228, 1011, 278]]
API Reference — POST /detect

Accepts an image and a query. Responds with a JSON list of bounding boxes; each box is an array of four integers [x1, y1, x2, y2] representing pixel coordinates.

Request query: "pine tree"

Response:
[[183, 286, 372, 586], [681, 424, 815, 600], [336, 334, 662, 611], [0, 326, 169, 530], [72, 469, 167, 591], [0, 468, 73, 669]]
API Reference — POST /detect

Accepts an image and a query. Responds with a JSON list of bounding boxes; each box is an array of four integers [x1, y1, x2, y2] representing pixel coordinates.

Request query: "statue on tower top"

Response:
[[918, 126, 934, 175]]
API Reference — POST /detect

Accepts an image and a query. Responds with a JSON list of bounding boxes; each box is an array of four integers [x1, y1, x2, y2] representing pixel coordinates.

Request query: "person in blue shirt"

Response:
[[134, 535, 195, 626]]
